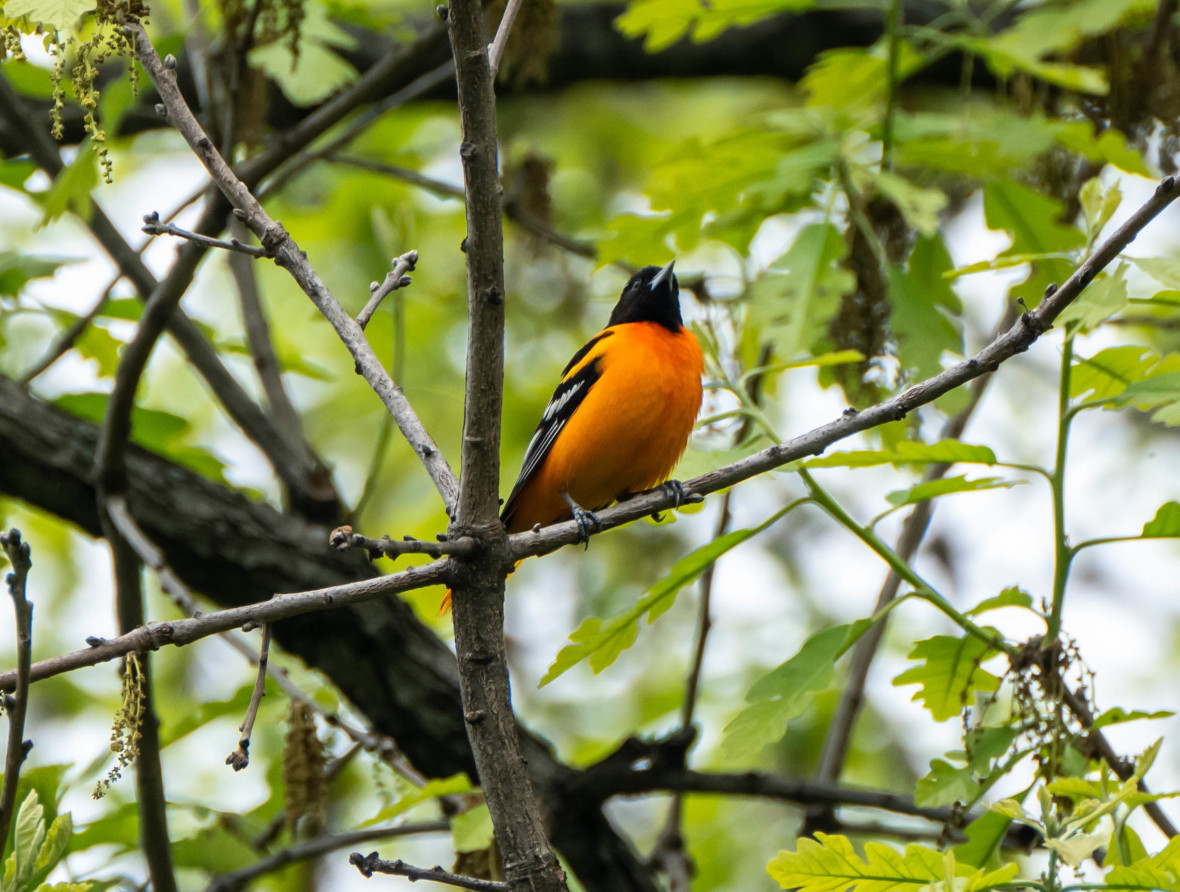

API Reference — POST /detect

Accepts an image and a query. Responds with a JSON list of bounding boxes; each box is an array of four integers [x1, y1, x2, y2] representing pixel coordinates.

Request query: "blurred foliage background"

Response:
[[3, 0, 1180, 889]]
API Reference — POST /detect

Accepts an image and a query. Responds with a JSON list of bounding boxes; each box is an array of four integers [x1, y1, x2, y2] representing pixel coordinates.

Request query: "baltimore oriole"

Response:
[[441, 260, 702, 612]]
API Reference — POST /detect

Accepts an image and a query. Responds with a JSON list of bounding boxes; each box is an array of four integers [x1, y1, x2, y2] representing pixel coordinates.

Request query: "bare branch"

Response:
[[208, 821, 450, 892], [260, 61, 456, 200], [0, 560, 448, 692], [330, 527, 477, 560], [504, 176, 1180, 561], [226, 623, 271, 771], [100, 514, 178, 892], [350, 852, 508, 891], [329, 155, 597, 259], [810, 306, 1009, 814], [0, 71, 340, 522], [226, 215, 311, 453], [444, 0, 568, 888], [487, 0, 526, 79], [358, 250, 418, 330], [142, 212, 270, 257], [127, 22, 460, 516], [0, 529, 33, 854], [18, 273, 119, 384]]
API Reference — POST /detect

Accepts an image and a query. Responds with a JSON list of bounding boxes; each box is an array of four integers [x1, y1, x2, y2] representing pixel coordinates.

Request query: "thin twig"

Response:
[[207, 821, 450, 892], [0, 71, 338, 519], [2, 177, 1177, 699], [330, 154, 597, 260], [99, 512, 179, 892], [0, 529, 33, 855], [330, 528, 478, 560], [358, 250, 418, 330], [18, 273, 119, 384], [350, 853, 508, 891], [487, 0, 526, 79], [227, 215, 312, 452], [812, 307, 1009, 795], [226, 623, 271, 771], [128, 23, 460, 515], [0, 559, 449, 692], [259, 60, 456, 201], [142, 212, 270, 257]]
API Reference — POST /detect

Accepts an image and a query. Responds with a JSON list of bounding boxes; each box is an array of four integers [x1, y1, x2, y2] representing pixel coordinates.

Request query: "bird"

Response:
[[440, 260, 703, 614]]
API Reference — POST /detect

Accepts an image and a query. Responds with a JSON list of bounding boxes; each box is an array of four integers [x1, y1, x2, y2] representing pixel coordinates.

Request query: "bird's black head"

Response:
[[607, 260, 683, 332]]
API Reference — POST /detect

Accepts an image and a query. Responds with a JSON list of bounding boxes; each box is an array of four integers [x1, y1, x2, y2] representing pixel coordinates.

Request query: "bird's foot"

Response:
[[649, 479, 701, 521], [562, 492, 601, 549]]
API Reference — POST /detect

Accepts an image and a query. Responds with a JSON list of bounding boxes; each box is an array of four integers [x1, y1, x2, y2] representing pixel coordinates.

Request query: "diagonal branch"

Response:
[[3, 176, 1178, 694], [0, 71, 340, 521], [127, 22, 459, 516]]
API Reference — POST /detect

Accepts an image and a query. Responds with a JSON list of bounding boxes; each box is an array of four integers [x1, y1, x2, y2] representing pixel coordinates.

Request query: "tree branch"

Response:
[[444, 0, 568, 888], [351, 853, 508, 890], [127, 21, 460, 516], [0, 530, 33, 855], [208, 820, 450, 891], [0, 71, 341, 522]]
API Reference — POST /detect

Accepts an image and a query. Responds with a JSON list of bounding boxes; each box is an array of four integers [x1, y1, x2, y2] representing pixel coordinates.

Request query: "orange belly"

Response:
[[505, 322, 703, 533]]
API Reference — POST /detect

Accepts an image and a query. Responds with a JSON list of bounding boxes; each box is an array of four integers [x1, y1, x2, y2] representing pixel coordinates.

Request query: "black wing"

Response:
[[501, 332, 613, 524]]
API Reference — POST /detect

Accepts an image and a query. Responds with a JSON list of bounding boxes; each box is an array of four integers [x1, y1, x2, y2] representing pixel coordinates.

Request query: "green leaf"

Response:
[[893, 635, 1001, 722], [1115, 371, 1180, 425], [954, 809, 1016, 869], [1056, 262, 1129, 333], [888, 235, 962, 384], [247, 7, 358, 106], [1046, 832, 1106, 867], [37, 142, 98, 227], [360, 774, 474, 827], [750, 223, 853, 357], [884, 475, 1022, 509], [803, 439, 997, 469], [12, 790, 46, 889], [749, 223, 854, 358], [1071, 346, 1172, 402], [615, 0, 819, 53], [867, 171, 947, 237], [967, 585, 1034, 617], [767, 833, 1019, 891], [451, 805, 493, 853], [1107, 832, 1180, 890], [915, 758, 978, 808], [542, 507, 792, 685], [73, 324, 122, 379], [159, 680, 270, 748], [0, 253, 77, 298], [170, 822, 257, 873], [1130, 255, 1180, 290], [1143, 502, 1180, 537], [1092, 707, 1175, 730], [2, 0, 93, 28], [28, 813, 71, 889], [66, 802, 139, 856], [720, 621, 870, 762], [1079, 177, 1122, 246], [983, 181, 1084, 306]]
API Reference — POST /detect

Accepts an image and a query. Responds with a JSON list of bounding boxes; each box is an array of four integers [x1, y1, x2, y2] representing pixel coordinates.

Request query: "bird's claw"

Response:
[[649, 480, 699, 521], [571, 504, 601, 549], [562, 492, 601, 549]]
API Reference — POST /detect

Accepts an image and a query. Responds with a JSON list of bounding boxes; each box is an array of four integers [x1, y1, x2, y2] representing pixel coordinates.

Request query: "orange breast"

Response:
[[505, 322, 703, 533]]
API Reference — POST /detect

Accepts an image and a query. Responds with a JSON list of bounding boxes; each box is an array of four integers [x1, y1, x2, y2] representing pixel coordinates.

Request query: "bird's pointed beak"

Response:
[[650, 259, 676, 291]]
